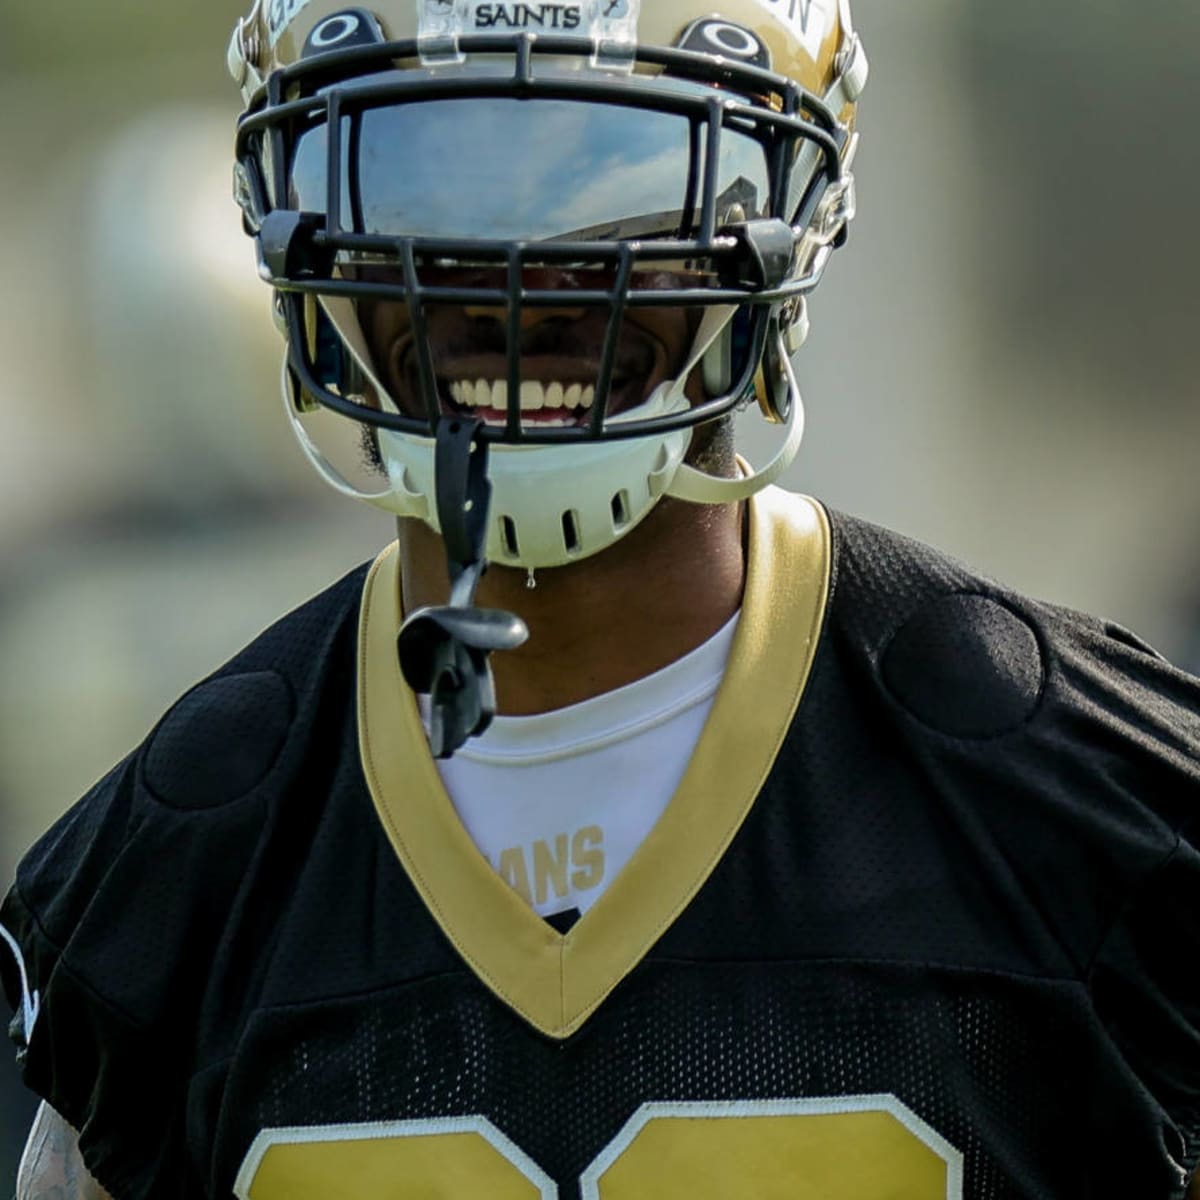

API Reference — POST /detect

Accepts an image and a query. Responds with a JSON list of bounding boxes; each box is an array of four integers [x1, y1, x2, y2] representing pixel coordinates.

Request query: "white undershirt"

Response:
[[428, 612, 739, 919]]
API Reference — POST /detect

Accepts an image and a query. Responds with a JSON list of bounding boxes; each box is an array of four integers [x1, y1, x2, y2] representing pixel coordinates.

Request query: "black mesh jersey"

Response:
[[4, 490, 1200, 1200]]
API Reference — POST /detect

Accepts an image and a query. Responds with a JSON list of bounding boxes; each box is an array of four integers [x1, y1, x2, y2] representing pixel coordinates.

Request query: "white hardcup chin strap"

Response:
[[280, 291, 418, 510], [376, 389, 693, 569], [667, 331, 805, 504], [375, 304, 738, 570]]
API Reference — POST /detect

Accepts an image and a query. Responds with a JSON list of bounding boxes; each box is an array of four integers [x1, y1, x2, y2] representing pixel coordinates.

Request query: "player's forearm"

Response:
[[16, 1101, 114, 1200]]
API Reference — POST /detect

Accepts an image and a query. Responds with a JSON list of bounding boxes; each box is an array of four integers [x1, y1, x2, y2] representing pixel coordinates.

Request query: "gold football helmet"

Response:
[[228, 0, 867, 751]]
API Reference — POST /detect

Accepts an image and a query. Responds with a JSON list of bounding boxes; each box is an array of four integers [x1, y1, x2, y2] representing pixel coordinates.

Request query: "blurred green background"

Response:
[[2, 0, 1199, 1183]]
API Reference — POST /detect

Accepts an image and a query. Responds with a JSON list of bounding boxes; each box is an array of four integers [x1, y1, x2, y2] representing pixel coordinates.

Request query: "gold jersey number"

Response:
[[235, 1096, 964, 1198]]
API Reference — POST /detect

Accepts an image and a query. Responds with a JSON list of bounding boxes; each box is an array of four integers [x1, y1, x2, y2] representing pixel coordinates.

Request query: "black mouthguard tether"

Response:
[[397, 417, 529, 758]]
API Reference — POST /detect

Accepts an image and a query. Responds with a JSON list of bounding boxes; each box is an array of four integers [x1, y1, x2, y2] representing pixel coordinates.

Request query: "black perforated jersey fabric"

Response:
[[4, 506, 1200, 1199]]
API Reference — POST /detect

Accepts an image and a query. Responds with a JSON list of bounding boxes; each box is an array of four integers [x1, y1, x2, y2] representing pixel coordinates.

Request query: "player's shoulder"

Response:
[[822, 505, 1199, 743], [1, 555, 378, 1114], [4, 557, 375, 983], [141, 558, 371, 811]]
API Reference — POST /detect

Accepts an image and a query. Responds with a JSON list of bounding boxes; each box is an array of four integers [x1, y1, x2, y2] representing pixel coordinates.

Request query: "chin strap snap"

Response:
[[396, 418, 529, 758]]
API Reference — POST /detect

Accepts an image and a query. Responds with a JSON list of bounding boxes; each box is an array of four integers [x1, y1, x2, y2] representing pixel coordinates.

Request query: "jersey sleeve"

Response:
[[833, 511, 1200, 1180], [0, 567, 362, 1198], [933, 593, 1200, 1177], [1090, 826, 1200, 1179], [1052, 615, 1200, 1176], [0, 707, 281, 1198]]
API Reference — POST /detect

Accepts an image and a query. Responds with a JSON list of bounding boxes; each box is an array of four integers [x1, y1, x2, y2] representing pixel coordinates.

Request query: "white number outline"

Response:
[[236, 1095, 963, 1199], [234, 1115, 556, 1199], [580, 1095, 964, 1198]]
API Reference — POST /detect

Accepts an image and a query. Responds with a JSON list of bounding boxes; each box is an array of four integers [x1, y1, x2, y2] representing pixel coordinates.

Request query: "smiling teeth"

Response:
[[519, 380, 543, 411], [450, 379, 597, 410]]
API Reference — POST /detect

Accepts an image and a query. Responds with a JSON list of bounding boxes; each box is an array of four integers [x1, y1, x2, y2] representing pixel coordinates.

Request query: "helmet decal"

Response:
[[232, 0, 865, 752], [302, 9, 387, 56], [751, 0, 833, 57], [267, 0, 314, 49], [419, 0, 639, 46], [469, 4, 583, 31], [232, 0, 865, 562], [676, 18, 771, 69]]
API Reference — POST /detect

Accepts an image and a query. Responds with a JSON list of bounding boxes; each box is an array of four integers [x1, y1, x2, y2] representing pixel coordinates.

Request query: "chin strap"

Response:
[[667, 328, 807, 504], [396, 418, 528, 758]]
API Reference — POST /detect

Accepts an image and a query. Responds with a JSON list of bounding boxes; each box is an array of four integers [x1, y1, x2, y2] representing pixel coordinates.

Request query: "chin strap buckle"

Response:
[[396, 418, 528, 758], [719, 218, 798, 291]]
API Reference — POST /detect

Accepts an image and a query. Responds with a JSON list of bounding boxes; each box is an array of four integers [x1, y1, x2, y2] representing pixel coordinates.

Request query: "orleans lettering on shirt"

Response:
[[429, 612, 739, 919], [494, 824, 605, 909]]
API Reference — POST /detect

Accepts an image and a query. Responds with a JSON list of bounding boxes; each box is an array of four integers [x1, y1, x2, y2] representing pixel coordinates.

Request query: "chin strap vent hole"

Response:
[[561, 510, 582, 555], [500, 516, 520, 559], [610, 490, 631, 530]]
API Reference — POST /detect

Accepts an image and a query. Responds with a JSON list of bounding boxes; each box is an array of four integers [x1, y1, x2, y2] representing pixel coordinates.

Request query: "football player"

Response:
[[6, 1, 1200, 1197]]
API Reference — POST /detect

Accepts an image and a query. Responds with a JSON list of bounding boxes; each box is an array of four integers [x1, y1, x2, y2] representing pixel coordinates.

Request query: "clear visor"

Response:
[[287, 94, 772, 244]]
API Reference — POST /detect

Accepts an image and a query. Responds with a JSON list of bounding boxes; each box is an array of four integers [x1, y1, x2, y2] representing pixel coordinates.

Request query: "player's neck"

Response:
[[396, 497, 746, 716]]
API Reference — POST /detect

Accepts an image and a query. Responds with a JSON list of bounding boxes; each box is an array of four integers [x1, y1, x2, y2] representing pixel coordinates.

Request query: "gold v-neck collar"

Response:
[[357, 488, 831, 1040]]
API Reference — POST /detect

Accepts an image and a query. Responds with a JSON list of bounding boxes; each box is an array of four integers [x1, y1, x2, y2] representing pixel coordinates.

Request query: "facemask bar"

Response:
[[275, 249, 774, 445], [236, 31, 848, 445]]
